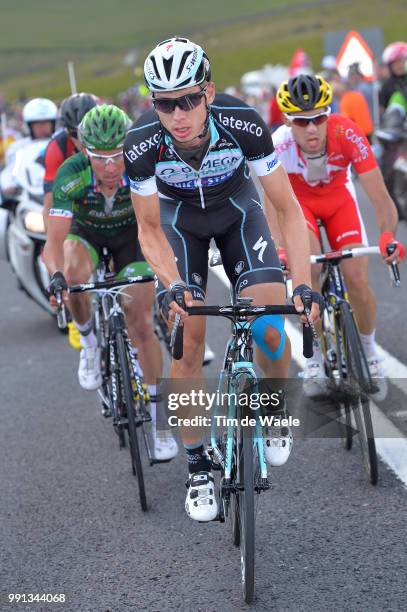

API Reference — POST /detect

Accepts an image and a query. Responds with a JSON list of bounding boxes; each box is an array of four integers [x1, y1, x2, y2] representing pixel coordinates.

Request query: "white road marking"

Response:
[[209, 261, 407, 487]]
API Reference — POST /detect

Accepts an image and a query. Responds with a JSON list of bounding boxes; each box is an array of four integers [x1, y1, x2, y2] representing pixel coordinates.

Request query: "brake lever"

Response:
[[55, 289, 67, 329], [386, 243, 401, 288], [169, 313, 181, 349]]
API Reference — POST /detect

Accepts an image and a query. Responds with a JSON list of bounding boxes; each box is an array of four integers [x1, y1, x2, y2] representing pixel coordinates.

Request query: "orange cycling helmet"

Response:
[[277, 74, 333, 113]]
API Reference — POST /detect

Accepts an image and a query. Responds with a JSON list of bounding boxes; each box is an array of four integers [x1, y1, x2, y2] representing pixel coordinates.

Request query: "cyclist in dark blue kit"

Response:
[[124, 37, 323, 522]]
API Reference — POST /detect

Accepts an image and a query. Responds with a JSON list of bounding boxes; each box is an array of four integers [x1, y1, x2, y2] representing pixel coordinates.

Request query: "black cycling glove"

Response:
[[161, 281, 188, 321], [47, 271, 68, 297], [292, 283, 325, 315]]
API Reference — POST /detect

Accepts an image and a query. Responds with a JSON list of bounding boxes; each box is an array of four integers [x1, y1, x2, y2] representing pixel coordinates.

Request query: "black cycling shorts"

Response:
[[157, 179, 284, 303], [67, 220, 151, 276]]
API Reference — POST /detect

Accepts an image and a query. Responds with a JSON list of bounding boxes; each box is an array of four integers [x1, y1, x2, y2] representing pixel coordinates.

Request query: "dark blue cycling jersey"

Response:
[[123, 93, 280, 208]]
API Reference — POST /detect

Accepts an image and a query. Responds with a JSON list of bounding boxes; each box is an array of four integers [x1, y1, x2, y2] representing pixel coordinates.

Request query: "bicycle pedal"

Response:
[[101, 408, 112, 418], [114, 417, 128, 427], [255, 477, 271, 492]]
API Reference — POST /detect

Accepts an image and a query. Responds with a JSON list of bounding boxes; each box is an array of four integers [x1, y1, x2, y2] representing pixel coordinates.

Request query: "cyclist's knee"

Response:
[[64, 262, 90, 285], [345, 270, 370, 295], [252, 315, 285, 361], [125, 308, 154, 344], [176, 326, 205, 371]]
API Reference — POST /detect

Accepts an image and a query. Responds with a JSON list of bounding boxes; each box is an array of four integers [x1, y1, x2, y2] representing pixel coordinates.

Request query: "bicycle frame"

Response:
[[209, 318, 268, 485]]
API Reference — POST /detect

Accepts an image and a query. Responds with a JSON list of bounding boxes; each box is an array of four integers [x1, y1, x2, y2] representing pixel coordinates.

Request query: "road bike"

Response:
[[312, 242, 401, 485], [68, 270, 155, 511], [171, 296, 313, 604]]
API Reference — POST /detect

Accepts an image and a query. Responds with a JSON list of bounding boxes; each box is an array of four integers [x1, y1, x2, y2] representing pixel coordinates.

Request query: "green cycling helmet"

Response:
[[78, 103, 132, 150]]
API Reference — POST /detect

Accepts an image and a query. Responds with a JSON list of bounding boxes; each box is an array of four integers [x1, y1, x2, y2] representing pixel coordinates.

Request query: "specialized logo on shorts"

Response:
[[192, 272, 203, 286], [125, 132, 161, 162], [234, 261, 245, 275], [218, 112, 263, 137], [252, 236, 268, 263]]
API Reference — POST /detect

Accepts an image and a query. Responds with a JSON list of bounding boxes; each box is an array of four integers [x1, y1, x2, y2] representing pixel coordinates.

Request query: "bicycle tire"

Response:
[[95, 301, 127, 449], [236, 407, 255, 604], [340, 400, 353, 451], [332, 313, 354, 451], [340, 302, 378, 485], [230, 436, 240, 547], [116, 332, 148, 510]]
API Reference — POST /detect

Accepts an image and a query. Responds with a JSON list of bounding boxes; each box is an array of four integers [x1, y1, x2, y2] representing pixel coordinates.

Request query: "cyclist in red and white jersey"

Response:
[[271, 74, 405, 397], [43, 93, 99, 229]]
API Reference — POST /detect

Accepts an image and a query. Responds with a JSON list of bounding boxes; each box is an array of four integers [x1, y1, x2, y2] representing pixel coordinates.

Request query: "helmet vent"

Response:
[[163, 57, 173, 81]]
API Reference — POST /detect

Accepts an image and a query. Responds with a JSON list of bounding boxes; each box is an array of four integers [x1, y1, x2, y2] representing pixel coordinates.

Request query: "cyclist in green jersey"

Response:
[[43, 104, 178, 461]]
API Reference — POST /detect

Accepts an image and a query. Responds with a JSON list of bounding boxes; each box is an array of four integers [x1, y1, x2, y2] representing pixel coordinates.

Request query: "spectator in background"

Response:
[[347, 62, 374, 118], [267, 86, 283, 132], [332, 78, 374, 141], [320, 55, 338, 79], [379, 42, 407, 111]]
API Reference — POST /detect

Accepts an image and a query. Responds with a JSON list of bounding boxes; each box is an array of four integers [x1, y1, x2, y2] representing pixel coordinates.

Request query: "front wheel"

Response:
[[236, 418, 255, 604], [340, 301, 378, 485], [116, 332, 147, 510]]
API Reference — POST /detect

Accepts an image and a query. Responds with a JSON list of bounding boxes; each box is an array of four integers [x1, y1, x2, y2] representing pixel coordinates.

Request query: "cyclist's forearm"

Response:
[[43, 192, 53, 231], [358, 168, 398, 234], [278, 207, 312, 287], [138, 225, 181, 288], [43, 242, 64, 276], [373, 194, 398, 235], [263, 194, 285, 249]]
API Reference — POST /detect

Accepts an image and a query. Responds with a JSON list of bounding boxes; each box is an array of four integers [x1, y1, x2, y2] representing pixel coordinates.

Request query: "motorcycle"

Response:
[[374, 104, 407, 221], [0, 139, 67, 329]]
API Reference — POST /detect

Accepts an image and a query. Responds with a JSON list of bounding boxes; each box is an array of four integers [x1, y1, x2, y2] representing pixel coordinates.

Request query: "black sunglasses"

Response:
[[152, 89, 207, 114]]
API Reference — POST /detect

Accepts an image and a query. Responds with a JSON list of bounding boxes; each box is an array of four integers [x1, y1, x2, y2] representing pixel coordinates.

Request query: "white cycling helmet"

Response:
[[22, 98, 58, 123], [144, 37, 211, 92]]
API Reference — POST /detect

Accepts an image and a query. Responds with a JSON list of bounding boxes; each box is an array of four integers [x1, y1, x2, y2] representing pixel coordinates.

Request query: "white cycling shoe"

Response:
[[302, 360, 328, 399], [78, 346, 102, 391], [264, 425, 293, 467], [203, 343, 215, 366], [153, 430, 179, 461], [185, 471, 218, 522]]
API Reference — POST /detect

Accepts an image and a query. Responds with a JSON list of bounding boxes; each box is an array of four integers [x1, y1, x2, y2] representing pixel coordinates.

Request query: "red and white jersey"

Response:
[[272, 114, 377, 203]]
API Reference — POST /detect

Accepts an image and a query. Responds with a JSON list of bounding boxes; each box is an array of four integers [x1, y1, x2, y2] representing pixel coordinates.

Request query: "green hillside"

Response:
[[2, 0, 405, 101]]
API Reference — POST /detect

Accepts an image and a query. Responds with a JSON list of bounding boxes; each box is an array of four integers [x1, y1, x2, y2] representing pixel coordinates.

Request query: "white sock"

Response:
[[360, 331, 376, 358], [75, 319, 97, 349], [147, 384, 157, 424], [311, 338, 323, 363]]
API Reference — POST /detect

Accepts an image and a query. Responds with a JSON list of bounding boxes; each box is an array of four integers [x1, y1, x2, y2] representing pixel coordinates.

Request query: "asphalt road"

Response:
[[1, 183, 407, 612]]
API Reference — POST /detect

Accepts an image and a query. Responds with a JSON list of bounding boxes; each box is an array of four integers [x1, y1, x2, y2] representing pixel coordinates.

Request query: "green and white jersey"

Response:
[[50, 152, 135, 238]]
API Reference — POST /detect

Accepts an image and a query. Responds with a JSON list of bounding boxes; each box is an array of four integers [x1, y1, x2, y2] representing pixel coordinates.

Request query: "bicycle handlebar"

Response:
[[310, 246, 380, 264], [69, 274, 155, 294], [170, 304, 313, 361], [310, 244, 401, 287]]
